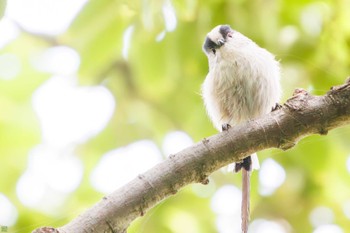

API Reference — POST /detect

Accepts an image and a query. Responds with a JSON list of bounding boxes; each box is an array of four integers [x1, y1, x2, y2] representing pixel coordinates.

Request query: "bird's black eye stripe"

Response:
[[203, 37, 217, 54]]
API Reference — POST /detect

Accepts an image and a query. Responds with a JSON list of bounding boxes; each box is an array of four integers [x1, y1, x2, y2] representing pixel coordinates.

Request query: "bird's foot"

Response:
[[271, 103, 282, 111], [234, 156, 252, 173], [221, 123, 231, 131]]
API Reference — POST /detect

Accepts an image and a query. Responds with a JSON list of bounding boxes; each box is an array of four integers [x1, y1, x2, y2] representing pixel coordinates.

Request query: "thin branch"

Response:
[[33, 78, 350, 233]]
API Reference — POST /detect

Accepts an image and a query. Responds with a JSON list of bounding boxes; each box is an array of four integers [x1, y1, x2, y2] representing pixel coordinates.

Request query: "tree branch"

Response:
[[33, 78, 350, 233]]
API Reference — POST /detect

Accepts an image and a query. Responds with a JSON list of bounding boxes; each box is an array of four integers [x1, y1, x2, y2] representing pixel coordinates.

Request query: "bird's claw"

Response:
[[221, 123, 231, 131], [271, 103, 282, 111]]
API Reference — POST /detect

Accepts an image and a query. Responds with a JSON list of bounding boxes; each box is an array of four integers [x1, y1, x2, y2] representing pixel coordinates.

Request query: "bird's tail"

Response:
[[235, 154, 259, 233], [241, 167, 250, 233]]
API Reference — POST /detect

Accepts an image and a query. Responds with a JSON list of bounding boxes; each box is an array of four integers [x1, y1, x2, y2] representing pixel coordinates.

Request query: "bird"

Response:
[[201, 25, 281, 233]]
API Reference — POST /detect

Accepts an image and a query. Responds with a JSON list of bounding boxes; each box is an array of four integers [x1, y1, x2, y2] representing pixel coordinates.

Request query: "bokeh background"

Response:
[[0, 0, 350, 232]]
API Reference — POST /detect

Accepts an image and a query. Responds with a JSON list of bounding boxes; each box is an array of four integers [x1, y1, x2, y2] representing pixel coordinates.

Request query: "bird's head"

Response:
[[203, 25, 233, 57]]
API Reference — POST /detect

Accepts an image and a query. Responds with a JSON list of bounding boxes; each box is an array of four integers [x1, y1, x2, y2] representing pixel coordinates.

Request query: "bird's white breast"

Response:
[[202, 44, 281, 131]]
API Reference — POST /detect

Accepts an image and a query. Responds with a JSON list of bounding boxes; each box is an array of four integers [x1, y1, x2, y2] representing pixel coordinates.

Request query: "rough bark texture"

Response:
[[33, 79, 350, 233]]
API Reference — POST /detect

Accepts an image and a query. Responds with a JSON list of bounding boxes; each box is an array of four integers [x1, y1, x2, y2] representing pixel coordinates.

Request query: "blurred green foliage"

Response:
[[1, 0, 350, 232], [0, 0, 6, 19]]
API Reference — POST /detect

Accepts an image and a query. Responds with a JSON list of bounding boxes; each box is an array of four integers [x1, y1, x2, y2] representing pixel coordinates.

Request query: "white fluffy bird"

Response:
[[202, 25, 281, 233]]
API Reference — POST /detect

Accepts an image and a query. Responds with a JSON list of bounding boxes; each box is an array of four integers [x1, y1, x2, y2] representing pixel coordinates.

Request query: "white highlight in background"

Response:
[[313, 224, 343, 233], [249, 219, 289, 233], [16, 171, 45, 208], [31, 46, 80, 75], [211, 185, 242, 233], [122, 25, 135, 59], [32, 76, 115, 147], [278, 26, 300, 48], [259, 158, 286, 196], [155, 0, 177, 42], [0, 193, 18, 226], [6, 0, 87, 35], [309, 206, 334, 227], [343, 200, 350, 219], [300, 3, 326, 37], [162, 131, 193, 156], [162, 0, 177, 32], [16, 171, 67, 214], [90, 140, 163, 194], [29, 145, 83, 193], [346, 156, 350, 174], [0, 18, 20, 49], [156, 31, 166, 42], [16, 145, 83, 209]]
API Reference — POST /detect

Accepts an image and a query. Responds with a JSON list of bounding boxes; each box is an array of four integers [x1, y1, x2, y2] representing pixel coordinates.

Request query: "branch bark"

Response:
[[33, 78, 350, 233]]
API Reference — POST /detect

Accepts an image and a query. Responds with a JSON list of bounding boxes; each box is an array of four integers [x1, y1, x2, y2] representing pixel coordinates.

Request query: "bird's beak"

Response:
[[217, 39, 225, 46]]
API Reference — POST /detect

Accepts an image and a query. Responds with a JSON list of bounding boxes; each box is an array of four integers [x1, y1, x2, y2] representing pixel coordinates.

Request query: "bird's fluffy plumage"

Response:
[[201, 25, 281, 233], [202, 25, 281, 130]]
